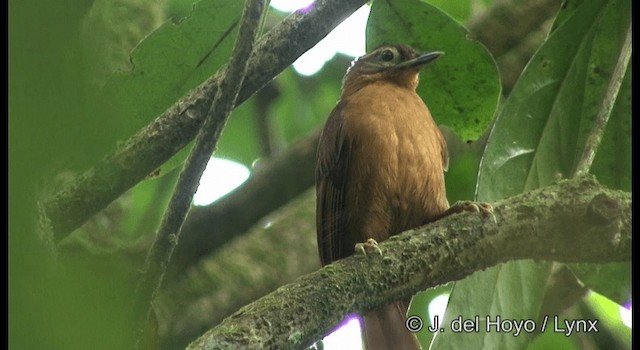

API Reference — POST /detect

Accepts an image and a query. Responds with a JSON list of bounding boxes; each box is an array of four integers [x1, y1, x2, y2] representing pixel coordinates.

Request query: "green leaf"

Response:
[[94, 0, 245, 169], [439, 126, 488, 202], [423, 0, 471, 23], [570, 263, 631, 307], [215, 99, 261, 165], [527, 328, 580, 350], [433, 262, 553, 349], [407, 284, 453, 347], [583, 292, 632, 348], [477, 0, 629, 197], [590, 65, 631, 191], [550, 0, 584, 33], [433, 0, 629, 349], [367, 0, 501, 141]]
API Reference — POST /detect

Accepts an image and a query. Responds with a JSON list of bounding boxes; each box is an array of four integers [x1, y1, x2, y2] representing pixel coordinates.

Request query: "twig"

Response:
[[43, 0, 369, 241], [573, 23, 631, 177], [186, 175, 630, 349], [134, 0, 264, 346]]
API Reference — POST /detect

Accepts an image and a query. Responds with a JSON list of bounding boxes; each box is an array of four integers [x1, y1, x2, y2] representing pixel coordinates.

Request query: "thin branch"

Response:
[[573, 23, 632, 177], [134, 0, 264, 346], [43, 0, 369, 241], [186, 176, 630, 349]]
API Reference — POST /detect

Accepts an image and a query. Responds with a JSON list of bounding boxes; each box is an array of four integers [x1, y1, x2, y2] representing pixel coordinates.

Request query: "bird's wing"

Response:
[[316, 101, 351, 266]]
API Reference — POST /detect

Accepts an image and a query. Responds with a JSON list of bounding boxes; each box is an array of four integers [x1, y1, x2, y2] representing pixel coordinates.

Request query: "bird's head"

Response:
[[342, 44, 443, 94]]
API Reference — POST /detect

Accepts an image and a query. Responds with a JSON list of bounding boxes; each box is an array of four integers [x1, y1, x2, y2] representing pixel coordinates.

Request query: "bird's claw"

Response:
[[448, 201, 496, 223], [355, 238, 383, 256]]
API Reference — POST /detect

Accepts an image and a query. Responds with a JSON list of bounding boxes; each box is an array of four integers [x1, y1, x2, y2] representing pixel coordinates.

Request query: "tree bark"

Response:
[[173, 176, 630, 349]]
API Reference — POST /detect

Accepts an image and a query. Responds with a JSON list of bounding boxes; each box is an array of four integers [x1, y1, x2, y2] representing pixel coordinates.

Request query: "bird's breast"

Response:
[[343, 82, 448, 236]]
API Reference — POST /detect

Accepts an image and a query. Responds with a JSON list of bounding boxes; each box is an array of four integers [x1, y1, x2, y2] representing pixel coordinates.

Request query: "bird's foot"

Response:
[[355, 238, 383, 256], [443, 201, 496, 223]]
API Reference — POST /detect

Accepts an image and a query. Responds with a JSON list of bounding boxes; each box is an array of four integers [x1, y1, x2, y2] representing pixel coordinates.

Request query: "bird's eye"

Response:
[[380, 49, 395, 62]]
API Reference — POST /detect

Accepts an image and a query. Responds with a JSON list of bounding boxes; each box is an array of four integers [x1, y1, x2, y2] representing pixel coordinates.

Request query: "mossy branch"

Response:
[[187, 176, 630, 349]]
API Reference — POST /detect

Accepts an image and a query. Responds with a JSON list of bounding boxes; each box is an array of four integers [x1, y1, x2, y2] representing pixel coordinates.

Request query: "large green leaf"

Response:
[[589, 63, 631, 192], [407, 284, 454, 346], [92, 0, 246, 168], [477, 1, 629, 195], [423, 0, 472, 23], [432, 0, 629, 349], [367, 0, 501, 141], [571, 263, 631, 307], [10, 0, 140, 347]]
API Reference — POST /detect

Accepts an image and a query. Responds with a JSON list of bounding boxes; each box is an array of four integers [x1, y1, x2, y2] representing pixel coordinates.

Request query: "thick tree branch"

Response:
[[43, 0, 368, 241], [186, 176, 630, 349]]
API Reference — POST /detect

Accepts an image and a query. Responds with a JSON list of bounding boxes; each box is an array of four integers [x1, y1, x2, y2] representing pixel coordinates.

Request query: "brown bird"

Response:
[[315, 44, 449, 350]]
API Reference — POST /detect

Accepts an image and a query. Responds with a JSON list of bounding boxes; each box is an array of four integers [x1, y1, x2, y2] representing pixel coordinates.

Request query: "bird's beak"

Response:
[[396, 51, 444, 70]]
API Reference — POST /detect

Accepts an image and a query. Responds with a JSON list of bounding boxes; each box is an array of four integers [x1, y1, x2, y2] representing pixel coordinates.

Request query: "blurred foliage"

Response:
[[10, 0, 140, 348], [80, 0, 167, 85], [9, 0, 630, 349]]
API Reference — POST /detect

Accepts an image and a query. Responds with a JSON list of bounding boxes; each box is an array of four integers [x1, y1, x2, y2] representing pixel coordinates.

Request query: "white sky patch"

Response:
[[270, 0, 314, 12], [193, 157, 250, 206], [620, 304, 631, 328], [321, 316, 363, 350], [428, 294, 450, 326], [271, 2, 369, 76]]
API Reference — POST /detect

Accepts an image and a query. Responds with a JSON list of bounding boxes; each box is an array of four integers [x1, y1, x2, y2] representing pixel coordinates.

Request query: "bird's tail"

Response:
[[361, 301, 421, 350]]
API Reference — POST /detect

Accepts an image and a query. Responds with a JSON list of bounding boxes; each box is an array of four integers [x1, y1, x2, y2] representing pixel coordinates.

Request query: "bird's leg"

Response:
[[355, 238, 383, 256], [439, 201, 496, 223]]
